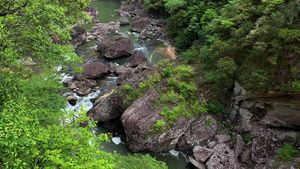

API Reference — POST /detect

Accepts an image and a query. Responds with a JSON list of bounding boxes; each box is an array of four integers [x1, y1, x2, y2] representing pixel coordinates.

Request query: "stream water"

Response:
[[64, 0, 193, 168]]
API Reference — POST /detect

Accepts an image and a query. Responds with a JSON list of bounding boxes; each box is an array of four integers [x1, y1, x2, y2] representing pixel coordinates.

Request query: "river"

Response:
[[64, 0, 193, 168]]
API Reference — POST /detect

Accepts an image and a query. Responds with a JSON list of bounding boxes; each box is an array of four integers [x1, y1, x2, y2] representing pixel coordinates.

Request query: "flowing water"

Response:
[[65, 0, 193, 168]]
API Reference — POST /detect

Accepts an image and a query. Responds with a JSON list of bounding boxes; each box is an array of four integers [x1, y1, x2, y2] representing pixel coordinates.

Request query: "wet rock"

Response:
[[234, 135, 245, 157], [215, 133, 231, 144], [206, 143, 240, 169], [117, 17, 130, 26], [97, 36, 134, 59], [87, 22, 120, 41], [70, 26, 87, 48], [87, 90, 124, 122], [189, 156, 206, 169], [131, 18, 151, 33], [75, 62, 109, 80], [127, 50, 148, 67], [193, 146, 214, 163], [67, 95, 77, 106]]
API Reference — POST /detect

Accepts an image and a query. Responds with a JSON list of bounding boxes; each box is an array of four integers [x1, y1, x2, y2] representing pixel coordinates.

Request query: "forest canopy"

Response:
[[144, 0, 300, 93], [0, 0, 167, 168]]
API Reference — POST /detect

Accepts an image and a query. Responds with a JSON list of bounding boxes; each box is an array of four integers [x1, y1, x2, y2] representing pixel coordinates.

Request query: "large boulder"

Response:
[[131, 18, 151, 33], [97, 36, 135, 59], [121, 88, 218, 152], [87, 90, 125, 122], [206, 144, 240, 169], [87, 22, 120, 40], [75, 62, 109, 80], [127, 50, 148, 67], [70, 26, 87, 48]]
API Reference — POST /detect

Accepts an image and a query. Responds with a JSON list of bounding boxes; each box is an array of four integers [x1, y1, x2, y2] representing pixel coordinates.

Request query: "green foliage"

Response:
[[164, 0, 187, 15], [207, 100, 231, 116], [0, 0, 89, 69], [276, 143, 300, 161], [149, 120, 166, 133], [148, 0, 300, 93], [116, 154, 167, 169]]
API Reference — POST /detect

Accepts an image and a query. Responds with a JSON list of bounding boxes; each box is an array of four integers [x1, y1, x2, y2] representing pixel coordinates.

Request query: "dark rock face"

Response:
[[87, 90, 124, 123], [121, 88, 219, 152], [131, 18, 151, 33], [97, 36, 134, 58], [87, 22, 120, 40], [70, 26, 87, 48], [206, 144, 240, 169], [127, 50, 148, 67], [75, 62, 109, 80], [232, 81, 300, 131], [67, 95, 77, 106]]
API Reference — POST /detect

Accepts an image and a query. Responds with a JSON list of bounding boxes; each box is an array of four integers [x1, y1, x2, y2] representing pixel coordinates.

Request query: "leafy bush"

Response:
[[276, 143, 300, 161]]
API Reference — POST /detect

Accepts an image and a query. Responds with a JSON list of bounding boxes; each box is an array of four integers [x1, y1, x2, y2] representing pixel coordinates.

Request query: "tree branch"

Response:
[[0, 1, 29, 17]]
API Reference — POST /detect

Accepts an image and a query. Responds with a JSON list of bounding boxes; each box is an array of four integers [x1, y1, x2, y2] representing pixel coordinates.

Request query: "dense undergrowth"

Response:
[[144, 0, 300, 93]]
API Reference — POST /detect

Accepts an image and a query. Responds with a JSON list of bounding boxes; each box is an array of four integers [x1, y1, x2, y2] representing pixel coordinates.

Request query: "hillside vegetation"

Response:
[[144, 0, 300, 93]]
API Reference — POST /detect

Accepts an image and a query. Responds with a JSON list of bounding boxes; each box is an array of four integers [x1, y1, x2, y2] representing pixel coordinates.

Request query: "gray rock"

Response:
[[215, 133, 231, 144], [193, 146, 213, 163], [98, 36, 134, 59], [87, 22, 120, 40], [131, 18, 151, 33], [65, 79, 97, 96], [151, 19, 167, 27], [127, 50, 148, 67], [75, 62, 109, 80], [189, 156, 206, 169], [85, 7, 99, 19], [87, 91, 124, 122], [206, 144, 240, 169], [115, 66, 133, 75], [70, 26, 87, 48], [208, 141, 217, 149], [234, 135, 245, 157], [250, 138, 280, 164], [109, 63, 117, 73], [117, 17, 130, 26], [240, 149, 251, 164]]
